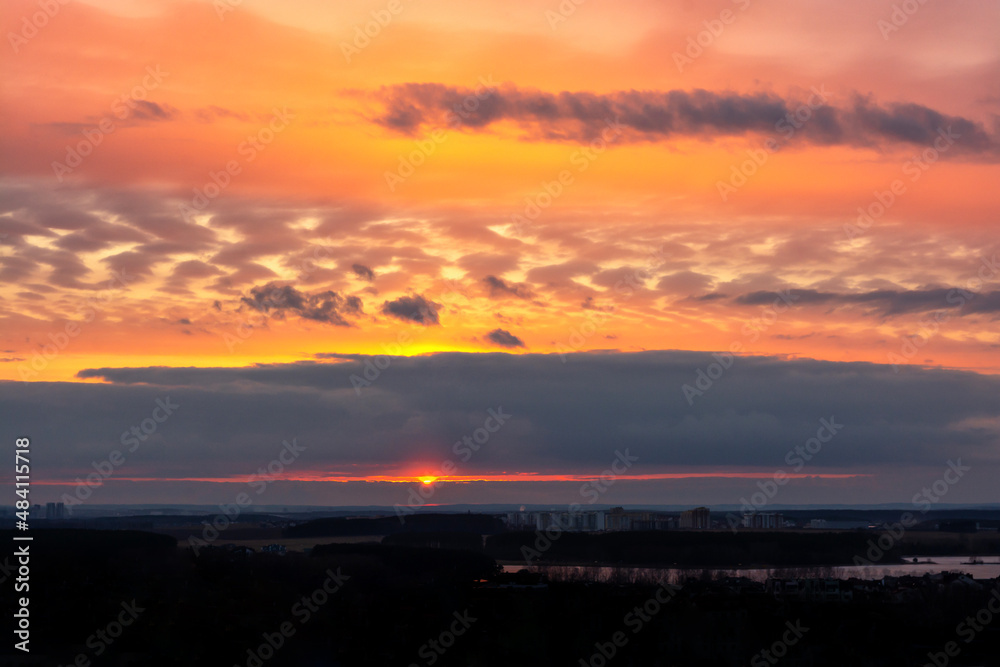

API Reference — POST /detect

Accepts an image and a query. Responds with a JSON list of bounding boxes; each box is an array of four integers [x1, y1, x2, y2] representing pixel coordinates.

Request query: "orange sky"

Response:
[[1, 0, 999, 504], [2, 0, 999, 382]]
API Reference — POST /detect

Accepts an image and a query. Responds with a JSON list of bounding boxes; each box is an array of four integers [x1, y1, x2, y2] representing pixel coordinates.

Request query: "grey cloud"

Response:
[[731, 288, 1000, 317], [351, 263, 375, 281], [656, 270, 714, 296], [194, 105, 253, 123], [380, 294, 439, 325], [482, 275, 533, 299], [130, 100, 177, 122], [848, 96, 991, 150], [20, 245, 94, 289], [42, 102, 179, 133], [371, 84, 998, 155], [241, 283, 362, 326], [61, 351, 1000, 484], [485, 328, 524, 348]]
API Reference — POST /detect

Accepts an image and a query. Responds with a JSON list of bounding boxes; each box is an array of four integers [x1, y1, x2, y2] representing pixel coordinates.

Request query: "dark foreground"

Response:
[[2, 530, 999, 667]]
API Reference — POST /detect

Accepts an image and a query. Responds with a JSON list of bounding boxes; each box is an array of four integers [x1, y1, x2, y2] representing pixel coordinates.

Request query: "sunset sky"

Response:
[[2, 0, 999, 507]]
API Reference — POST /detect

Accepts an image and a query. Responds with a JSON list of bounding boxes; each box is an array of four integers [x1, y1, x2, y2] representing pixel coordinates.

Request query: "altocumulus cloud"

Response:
[[483, 275, 533, 300], [241, 283, 363, 326], [726, 286, 1000, 317], [485, 329, 524, 348], [351, 263, 375, 281], [380, 294, 440, 325]]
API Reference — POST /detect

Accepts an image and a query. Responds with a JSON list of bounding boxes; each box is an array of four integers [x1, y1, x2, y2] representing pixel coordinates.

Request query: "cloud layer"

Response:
[[55, 351, 1000, 482], [372, 84, 999, 155]]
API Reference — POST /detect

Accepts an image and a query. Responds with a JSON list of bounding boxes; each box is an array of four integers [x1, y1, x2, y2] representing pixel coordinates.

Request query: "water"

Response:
[[502, 556, 1000, 583]]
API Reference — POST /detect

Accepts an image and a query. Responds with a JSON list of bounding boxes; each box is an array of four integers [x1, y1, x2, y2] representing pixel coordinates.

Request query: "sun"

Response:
[[419, 476, 438, 485]]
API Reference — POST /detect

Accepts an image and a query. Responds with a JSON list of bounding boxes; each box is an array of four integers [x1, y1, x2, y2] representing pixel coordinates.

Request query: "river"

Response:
[[502, 555, 1000, 582]]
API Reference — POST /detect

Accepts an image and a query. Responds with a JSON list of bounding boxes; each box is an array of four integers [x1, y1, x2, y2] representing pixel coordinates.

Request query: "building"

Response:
[[741, 512, 784, 529], [604, 507, 631, 531], [45, 502, 65, 520], [505, 510, 606, 532], [679, 507, 711, 529], [503, 508, 677, 532], [806, 519, 872, 530], [605, 507, 675, 531]]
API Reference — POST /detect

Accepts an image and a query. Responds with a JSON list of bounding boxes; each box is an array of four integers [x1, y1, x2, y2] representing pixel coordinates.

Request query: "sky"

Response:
[[1, 0, 999, 508]]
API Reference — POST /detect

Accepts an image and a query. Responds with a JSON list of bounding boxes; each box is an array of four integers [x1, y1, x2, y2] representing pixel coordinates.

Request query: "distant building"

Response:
[[262, 544, 287, 555], [504, 508, 680, 532], [45, 502, 65, 520], [606, 507, 675, 531], [605, 507, 631, 531], [679, 507, 710, 529], [806, 519, 872, 530], [741, 512, 784, 529], [505, 510, 607, 532]]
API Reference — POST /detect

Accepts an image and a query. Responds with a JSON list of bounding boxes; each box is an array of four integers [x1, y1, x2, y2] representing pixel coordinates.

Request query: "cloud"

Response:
[[580, 296, 614, 312], [351, 263, 375, 281], [130, 100, 177, 122], [193, 105, 253, 123], [371, 84, 998, 155], [485, 328, 524, 348], [848, 96, 990, 150], [45, 102, 181, 135], [380, 294, 440, 325], [51, 221, 150, 253], [729, 287, 1000, 317], [656, 270, 715, 296], [240, 283, 363, 326], [62, 351, 1000, 489], [163, 259, 224, 294], [482, 275, 533, 299]]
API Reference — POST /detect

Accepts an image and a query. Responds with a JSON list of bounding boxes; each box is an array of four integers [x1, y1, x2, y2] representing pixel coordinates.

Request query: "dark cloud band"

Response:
[[371, 84, 997, 155]]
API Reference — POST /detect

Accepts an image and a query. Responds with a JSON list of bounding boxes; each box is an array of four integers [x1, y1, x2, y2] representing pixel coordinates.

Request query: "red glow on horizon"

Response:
[[31, 471, 870, 485]]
